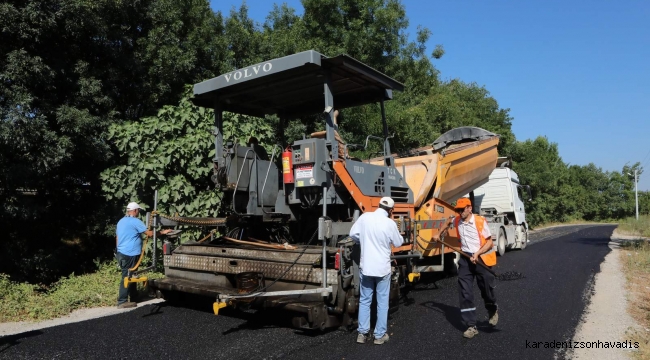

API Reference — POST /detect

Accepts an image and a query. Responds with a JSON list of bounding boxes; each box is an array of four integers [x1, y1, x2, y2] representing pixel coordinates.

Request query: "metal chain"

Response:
[[154, 211, 227, 226]]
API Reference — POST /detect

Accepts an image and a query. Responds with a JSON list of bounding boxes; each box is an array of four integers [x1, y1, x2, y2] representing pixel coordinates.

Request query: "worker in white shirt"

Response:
[[349, 197, 404, 345]]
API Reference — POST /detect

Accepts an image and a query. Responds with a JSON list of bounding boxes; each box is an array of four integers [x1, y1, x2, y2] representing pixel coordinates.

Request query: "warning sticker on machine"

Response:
[[295, 165, 313, 179]]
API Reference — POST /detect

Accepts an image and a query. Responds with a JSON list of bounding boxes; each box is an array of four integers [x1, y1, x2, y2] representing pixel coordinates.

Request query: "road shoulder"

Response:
[[570, 234, 641, 359], [0, 298, 164, 337]]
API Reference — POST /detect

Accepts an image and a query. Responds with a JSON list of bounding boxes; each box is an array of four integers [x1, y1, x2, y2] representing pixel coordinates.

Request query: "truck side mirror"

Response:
[[517, 185, 532, 202], [525, 185, 532, 201]]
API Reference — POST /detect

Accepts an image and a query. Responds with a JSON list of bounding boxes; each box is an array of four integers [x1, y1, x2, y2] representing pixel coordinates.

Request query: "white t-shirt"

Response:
[[349, 208, 404, 277], [457, 214, 492, 253]]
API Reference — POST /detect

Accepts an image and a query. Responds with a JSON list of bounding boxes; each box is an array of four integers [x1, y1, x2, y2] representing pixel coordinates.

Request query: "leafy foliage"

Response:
[[100, 87, 273, 242], [101, 88, 218, 218], [379, 79, 515, 153], [0, 0, 227, 281], [0, 0, 227, 200], [507, 137, 644, 226]]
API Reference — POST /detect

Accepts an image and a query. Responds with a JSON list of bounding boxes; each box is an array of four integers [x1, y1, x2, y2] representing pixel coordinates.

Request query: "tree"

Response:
[[261, 4, 306, 60], [506, 137, 641, 226], [300, 0, 438, 88], [100, 87, 273, 242], [377, 79, 515, 153], [639, 191, 650, 215], [565, 164, 610, 220], [0, 0, 228, 281], [223, 4, 266, 70], [507, 136, 569, 226]]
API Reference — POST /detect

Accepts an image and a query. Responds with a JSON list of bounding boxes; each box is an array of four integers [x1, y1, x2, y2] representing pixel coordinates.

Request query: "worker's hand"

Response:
[[160, 229, 173, 235], [470, 253, 479, 264]]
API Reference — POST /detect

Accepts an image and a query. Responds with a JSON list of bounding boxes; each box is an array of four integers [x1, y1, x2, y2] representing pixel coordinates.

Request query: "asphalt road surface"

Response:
[[0, 224, 615, 360]]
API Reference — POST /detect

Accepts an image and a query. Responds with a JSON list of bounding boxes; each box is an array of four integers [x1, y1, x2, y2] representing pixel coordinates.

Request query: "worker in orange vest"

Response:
[[437, 197, 499, 338]]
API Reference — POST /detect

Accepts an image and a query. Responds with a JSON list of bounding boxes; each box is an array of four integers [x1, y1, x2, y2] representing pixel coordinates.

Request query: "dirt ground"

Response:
[[570, 231, 644, 359]]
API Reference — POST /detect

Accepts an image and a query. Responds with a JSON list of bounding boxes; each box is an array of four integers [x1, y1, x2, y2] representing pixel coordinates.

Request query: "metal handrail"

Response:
[[261, 145, 279, 214], [361, 134, 395, 163], [232, 149, 254, 215], [363, 135, 385, 151], [343, 143, 364, 160]]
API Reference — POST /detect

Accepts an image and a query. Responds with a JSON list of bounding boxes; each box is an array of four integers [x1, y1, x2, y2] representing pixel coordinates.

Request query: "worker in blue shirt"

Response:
[[349, 197, 404, 345], [116, 202, 171, 308]]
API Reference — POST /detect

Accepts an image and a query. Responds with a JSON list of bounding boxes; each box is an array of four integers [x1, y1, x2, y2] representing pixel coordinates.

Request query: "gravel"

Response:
[[570, 234, 641, 359]]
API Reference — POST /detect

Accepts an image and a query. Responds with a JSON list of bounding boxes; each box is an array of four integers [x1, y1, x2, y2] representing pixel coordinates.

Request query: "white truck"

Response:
[[469, 158, 531, 256]]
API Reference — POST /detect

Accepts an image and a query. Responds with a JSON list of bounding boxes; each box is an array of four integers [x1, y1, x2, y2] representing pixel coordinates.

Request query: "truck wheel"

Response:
[[497, 229, 506, 256], [519, 226, 528, 250]]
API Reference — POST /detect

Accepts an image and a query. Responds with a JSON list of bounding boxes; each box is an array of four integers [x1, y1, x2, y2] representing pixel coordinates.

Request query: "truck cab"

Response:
[[471, 160, 531, 256]]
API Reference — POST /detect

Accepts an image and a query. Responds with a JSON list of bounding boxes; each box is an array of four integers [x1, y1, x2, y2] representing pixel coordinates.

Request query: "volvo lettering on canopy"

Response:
[[224, 62, 273, 83]]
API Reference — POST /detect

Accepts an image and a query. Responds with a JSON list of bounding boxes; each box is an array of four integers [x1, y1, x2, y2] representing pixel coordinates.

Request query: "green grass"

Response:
[[0, 260, 161, 323], [620, 240, 650, 359], [622, 240, 650, 272], [617, 215, 650, 237]]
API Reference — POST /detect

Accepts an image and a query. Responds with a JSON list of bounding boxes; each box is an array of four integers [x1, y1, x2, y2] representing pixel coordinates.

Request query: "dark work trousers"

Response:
[[457, 255, 498, 328], [117, 252, 139, 305]]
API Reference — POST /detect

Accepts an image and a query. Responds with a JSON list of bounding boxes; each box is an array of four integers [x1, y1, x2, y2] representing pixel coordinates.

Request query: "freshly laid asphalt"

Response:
[[0, 224, 615, 360]]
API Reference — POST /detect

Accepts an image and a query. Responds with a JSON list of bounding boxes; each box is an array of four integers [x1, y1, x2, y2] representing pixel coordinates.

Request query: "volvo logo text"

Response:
[[223, 62, 273, 83]]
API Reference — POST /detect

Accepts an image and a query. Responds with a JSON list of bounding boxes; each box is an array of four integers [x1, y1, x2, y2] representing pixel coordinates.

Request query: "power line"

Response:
[[643, 158, 650, 171], [642, 147, 650, 166]]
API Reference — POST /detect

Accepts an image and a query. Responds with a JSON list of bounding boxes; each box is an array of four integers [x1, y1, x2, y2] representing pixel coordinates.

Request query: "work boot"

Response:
[[463, 326, 479, 339], [373, 334, 389, 345], [356, 333, 369, 344], [489, 311, 499, 326], [117, 302, 137, 309]]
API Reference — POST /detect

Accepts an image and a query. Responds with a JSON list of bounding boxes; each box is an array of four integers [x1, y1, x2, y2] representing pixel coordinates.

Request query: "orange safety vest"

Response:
[[454, 215, 497, 267]]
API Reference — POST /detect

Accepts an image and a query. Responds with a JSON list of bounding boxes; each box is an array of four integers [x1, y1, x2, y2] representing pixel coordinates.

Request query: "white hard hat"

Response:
[[126, 202, 143, 211], [379, 197, 395, 209]]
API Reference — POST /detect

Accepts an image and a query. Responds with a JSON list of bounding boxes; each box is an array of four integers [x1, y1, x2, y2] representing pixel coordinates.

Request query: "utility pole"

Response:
[[627, 169, 639, 220], [634, 169, 639, 220]]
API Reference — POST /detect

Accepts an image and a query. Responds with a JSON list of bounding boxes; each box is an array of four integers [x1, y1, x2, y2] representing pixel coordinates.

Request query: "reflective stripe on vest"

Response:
[[454, 215, 497, 266]]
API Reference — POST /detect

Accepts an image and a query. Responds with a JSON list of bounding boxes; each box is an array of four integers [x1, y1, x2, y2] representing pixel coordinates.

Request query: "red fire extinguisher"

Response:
[[282, 146, 294, 184]]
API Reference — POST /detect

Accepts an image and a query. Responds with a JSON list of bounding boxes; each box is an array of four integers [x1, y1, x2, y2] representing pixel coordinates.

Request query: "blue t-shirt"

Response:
[[116, 216, 148, 256]]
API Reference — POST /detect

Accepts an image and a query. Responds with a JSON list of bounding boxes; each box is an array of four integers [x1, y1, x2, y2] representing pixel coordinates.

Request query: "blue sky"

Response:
[[210, 0, 650, 190]]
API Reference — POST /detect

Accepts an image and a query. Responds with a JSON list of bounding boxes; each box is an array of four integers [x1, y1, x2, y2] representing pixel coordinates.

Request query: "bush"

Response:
[[0, 260, 160, 322], [617, 215, 650, 237]]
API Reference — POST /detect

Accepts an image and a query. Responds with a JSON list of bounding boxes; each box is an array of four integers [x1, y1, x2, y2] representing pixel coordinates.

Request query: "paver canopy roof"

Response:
[[192, 50, 404, 118]]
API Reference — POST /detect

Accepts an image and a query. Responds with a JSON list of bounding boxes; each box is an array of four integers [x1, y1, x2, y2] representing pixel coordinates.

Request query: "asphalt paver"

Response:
[[0, 225, 615, 360]]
